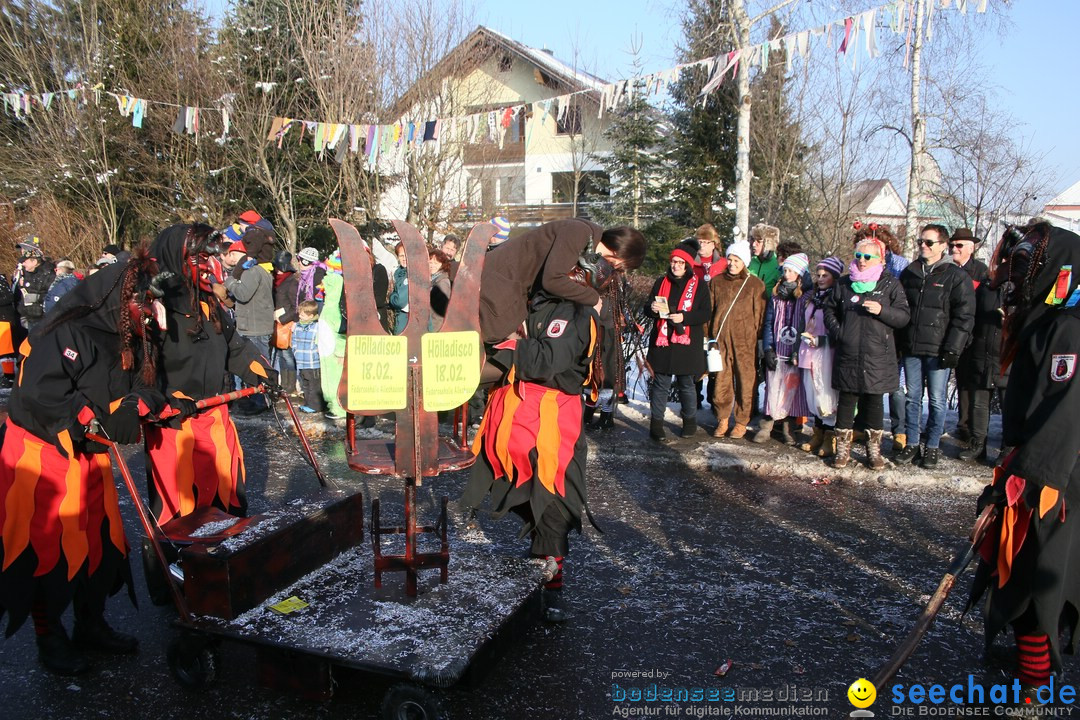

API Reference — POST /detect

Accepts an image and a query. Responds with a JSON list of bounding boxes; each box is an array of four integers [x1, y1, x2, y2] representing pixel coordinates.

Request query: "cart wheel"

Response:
[[381, 683, 447, 720], [166, 634, 217, 689]]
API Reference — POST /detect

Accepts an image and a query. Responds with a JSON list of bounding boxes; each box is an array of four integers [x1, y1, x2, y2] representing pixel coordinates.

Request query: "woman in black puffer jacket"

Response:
[[824, 236, 910, 469]]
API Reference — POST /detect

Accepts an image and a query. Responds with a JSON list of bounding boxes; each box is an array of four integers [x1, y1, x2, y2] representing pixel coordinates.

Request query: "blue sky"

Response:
[[202, 0, 1076, 199], [470, 0, 1079, 200]]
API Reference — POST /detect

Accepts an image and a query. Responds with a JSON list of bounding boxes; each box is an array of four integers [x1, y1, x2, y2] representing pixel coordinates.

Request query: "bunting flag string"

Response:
[[0, 0, 987, 167]]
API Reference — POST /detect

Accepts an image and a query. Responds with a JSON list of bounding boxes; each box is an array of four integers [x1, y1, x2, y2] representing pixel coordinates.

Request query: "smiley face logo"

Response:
[[847, 678, 876, 708]]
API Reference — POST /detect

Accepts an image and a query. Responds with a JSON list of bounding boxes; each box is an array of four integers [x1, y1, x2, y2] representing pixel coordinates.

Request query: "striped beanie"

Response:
[[490, 216, 510, 242], [781, 252, 809, 277], [816, 256, 845, 279]]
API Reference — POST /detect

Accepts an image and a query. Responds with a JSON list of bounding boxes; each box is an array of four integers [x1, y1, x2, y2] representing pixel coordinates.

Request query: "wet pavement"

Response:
[[0, 406, 1075, 719]]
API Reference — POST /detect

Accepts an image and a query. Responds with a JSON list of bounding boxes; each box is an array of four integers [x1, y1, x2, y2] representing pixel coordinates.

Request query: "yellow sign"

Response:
[[346, 335, 408, 410], [268, 596, 309, 615], [421, 331, 482, 412]]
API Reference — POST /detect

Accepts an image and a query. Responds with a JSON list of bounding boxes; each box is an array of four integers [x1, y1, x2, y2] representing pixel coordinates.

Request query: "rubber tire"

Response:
[[167, 634, 217, 689], [381, 683, 447, 720]]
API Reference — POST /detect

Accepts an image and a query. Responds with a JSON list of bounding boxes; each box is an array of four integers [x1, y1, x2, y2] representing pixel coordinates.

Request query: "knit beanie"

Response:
[[726, 240, 752, 267], [816, 256, 844, 279], [670, 238, 701, 266], [491, 216, 511, 242], [781, 253, 809, 277]]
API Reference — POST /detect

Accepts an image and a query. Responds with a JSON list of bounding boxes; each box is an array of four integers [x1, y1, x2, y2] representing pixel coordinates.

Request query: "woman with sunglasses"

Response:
[[823, 235, 910, 469]]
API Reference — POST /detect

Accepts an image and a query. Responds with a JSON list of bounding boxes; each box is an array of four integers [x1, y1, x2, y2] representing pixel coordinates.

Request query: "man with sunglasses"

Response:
[[895, 224, 975, 468]]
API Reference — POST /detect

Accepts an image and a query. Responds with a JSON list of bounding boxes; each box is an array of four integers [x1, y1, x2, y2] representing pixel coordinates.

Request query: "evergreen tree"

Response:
[[663, 0, 740, 240], [748, 18, 816, 252], [597, 65, 664, 230]]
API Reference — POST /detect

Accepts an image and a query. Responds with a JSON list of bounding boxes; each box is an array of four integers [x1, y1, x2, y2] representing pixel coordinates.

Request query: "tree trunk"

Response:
[[732, 0, 752, 242], [904, 0, 927, 258]]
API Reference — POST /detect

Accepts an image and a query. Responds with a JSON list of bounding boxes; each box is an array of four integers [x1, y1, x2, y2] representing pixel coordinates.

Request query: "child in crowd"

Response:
[[752, 253, 811, 444], [292, 300, 324, 413], [797, 257, 843, 457]]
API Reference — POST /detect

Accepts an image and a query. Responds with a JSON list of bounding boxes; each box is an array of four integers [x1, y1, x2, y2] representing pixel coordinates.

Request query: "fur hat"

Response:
[[670, 239, 701, 267], [726, 240, 752, 267], [750, 223, 780, 253], [781, 253, 809, 277], [816, 256, 845, 279]]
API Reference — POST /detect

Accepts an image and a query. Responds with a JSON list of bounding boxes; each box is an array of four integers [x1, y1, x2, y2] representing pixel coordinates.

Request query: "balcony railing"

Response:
[[450, 201, 613, 225]]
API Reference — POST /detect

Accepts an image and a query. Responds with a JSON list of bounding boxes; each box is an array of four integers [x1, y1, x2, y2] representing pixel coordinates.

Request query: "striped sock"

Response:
[[1016, 633, 1051, 687], [545, 556, 564, 591]]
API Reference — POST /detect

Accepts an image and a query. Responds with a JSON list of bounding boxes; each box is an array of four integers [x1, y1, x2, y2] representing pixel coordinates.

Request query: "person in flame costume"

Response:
[[967, 221, 1080, 696], [462, 281, 603, 623], [0, 251, 172, 675], [143, 225, 277, 527]]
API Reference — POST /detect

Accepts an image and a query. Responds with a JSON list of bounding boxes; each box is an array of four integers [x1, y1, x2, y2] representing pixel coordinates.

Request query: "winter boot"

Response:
[[831, 429, 854, 469], [920, 446, 940, 469], [818, 428, 837, 458], [774, 417, 796, 445], [712, 418, 729, 438], [893, 442, 919, 464], [541, 589, 572, 623], [681, 417, 698, 438], [866, 429, 887, 470], [729, 423, 748, 440], [649, 418, 671, 444], [73, 602, 138, 655], [958, 439, 987, 462], [751, 417, 775, 444], [593, 410, 615, 431], [799, 425, 825, 454], [37, 627, 90, 676]]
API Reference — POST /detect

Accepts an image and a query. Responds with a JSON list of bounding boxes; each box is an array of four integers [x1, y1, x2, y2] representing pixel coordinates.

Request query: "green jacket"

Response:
[[749, 253, 779, 294]]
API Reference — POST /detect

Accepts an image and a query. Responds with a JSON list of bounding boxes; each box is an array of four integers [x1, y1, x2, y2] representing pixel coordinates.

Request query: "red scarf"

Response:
[[655, 274, 698, 347]]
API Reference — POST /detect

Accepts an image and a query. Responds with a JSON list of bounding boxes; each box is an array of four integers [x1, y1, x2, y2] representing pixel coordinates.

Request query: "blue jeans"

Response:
[[650, 374, 697, 423], [888, 363, 906, 435], [903, 355, 950, 449]]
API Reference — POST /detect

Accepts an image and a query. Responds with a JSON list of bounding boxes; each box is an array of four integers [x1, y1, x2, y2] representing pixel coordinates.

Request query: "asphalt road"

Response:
[[0, 407, 1073, 719]]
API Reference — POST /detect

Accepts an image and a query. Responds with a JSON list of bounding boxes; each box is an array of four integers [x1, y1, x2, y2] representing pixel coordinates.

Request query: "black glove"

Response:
[[231, 259, 248, 280], [763, 348, 778, 371], [940, 351, 960, 369], [170, 396, 199, 420], [103, 398, 143, 444], [976, 482, 1004, 516], [260, 367, 283, 398]]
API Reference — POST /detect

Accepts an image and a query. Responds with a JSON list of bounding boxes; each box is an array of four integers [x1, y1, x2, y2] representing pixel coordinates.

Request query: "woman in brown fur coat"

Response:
[[707, 240, 766, 438]]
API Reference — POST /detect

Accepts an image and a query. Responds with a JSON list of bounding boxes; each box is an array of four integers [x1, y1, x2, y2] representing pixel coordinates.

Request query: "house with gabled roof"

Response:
[[378, 26, 616, 230], [1043, 178, 1080, 233]]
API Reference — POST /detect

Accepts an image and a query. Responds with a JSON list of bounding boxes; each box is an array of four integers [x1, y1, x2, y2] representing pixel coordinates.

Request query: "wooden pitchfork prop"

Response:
[[331, 218, 494, 597]]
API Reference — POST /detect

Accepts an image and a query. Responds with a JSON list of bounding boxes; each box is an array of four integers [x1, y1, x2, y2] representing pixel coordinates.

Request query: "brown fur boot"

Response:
[[866, 429, 886, 470], [831, 429, 854, 468]]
